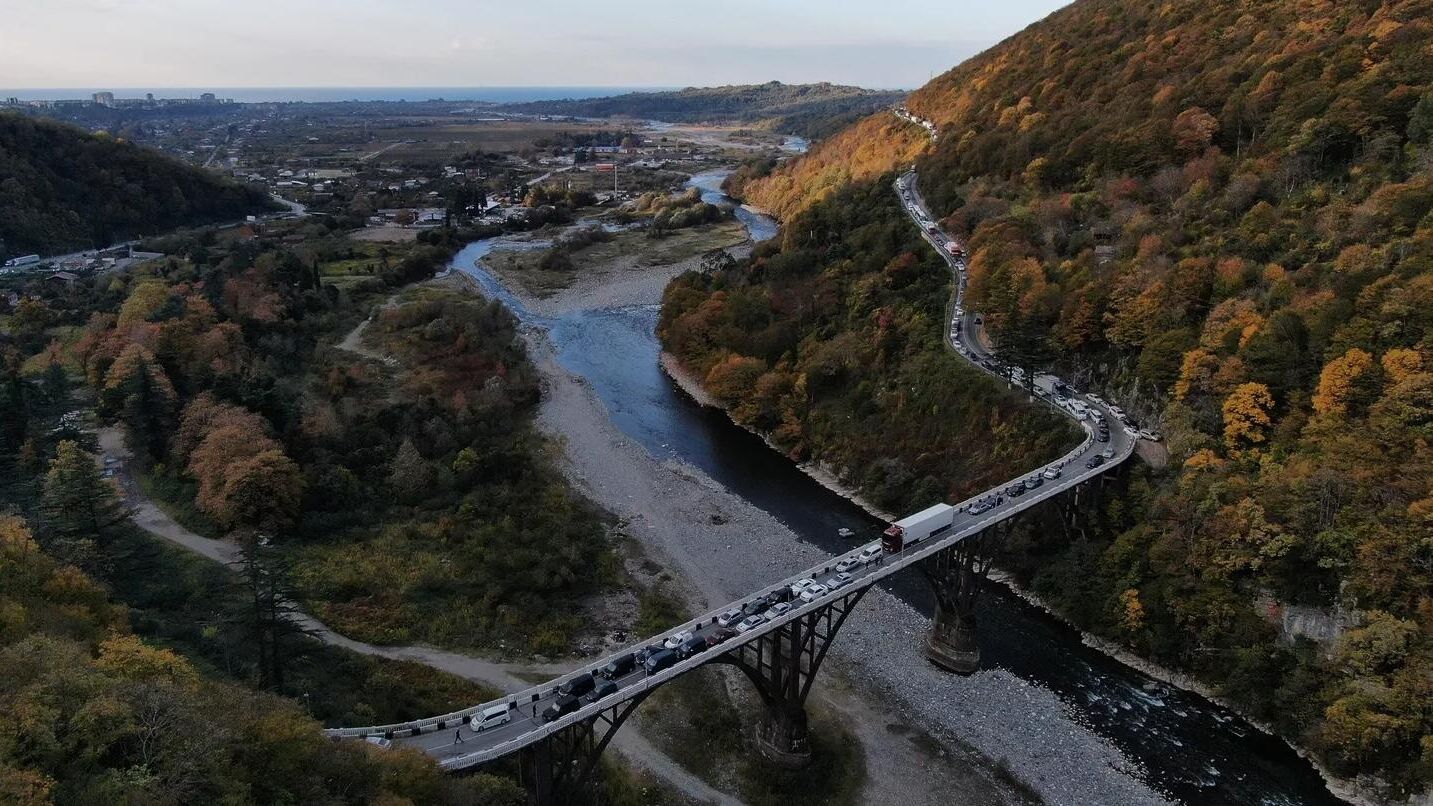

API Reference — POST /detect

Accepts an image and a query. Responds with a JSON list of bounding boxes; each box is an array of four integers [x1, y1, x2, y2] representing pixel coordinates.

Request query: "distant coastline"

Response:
[[0, 86, 681, 104]]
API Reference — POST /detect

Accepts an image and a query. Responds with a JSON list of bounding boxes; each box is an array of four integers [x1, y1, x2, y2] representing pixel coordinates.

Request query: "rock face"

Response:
[[1253, 595, 1363, 652]]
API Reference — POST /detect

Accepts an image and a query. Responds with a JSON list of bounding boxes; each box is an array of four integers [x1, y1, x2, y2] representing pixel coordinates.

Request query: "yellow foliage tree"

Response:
[[1183, 448, 1226, 472], [1174, 348, 1219, 400], [95, 633, 198, 685], [704, 354, 768, 406], [1312, 348, 1376, 418], [115, 280, 171, 330], [1222, 382, 1275, 455], [1381, 348, 1422, 384], [1118, 588, 1146, 633]]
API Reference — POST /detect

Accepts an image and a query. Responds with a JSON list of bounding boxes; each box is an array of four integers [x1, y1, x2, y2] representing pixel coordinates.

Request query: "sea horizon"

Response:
[[0, 86, 683, 104]]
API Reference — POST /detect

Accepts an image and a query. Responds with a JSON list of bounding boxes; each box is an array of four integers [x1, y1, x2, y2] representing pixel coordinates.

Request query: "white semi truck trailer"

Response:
[[881, 503, 956, 553]]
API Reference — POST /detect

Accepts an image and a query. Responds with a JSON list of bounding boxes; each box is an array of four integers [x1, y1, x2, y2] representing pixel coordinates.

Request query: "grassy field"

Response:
[[489, 219, 748, 298], [310, 120, 617, 164]]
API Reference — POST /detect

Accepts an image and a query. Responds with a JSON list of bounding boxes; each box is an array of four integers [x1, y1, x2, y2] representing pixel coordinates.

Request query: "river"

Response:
[[446, 175, 1343, 806]]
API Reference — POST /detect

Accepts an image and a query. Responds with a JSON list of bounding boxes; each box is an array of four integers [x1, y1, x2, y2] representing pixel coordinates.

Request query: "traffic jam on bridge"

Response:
[[329, 158, 1148, 769]]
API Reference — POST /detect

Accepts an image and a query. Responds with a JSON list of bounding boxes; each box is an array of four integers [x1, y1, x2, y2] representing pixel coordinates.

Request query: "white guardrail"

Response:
[[323, 169, 1134, 768]]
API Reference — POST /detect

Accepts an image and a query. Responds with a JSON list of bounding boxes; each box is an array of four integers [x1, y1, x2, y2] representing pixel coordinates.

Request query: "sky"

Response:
[[1, 0, 1072, 91]]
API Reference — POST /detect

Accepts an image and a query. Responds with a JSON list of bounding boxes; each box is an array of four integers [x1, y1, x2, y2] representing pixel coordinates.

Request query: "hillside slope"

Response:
[[499, 81, 907, 140], [678, 0, 1433, 797], [0, 114, 272, 257]]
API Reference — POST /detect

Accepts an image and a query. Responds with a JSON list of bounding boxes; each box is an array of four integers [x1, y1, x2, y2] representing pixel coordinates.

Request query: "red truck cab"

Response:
[[882, 525, 905, 553]]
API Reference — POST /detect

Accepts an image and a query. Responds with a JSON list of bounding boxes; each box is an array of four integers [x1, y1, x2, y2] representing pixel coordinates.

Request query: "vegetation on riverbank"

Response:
[[489, 217, 747, 298], [675, 0, 1433, 796], [0, 511, 518, 803], [660, 177, 1076, 515]]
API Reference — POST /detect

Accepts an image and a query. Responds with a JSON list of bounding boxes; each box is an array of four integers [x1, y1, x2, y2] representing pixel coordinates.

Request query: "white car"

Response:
[[764, 602, 792, 620], [663, 630, 694, 650], [790, 578, 817, 596], [799, 583, 829, 603], [1087, 394, 1105, 405], [826, 572, 853, 590], [1100, 447, 1116, 459], [1139, 430, 1162, 442], [717, 608, 744, 628], [365, 736, 393, 749], [735, 615, 766, 633], [835, 557, 860, 574], [857, 545, 884, 564], [1042, 466, 1062, 480], [472, 703, 512, 732]]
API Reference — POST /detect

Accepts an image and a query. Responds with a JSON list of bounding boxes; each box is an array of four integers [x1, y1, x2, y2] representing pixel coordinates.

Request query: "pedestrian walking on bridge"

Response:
[[455, 729, 463, 744]]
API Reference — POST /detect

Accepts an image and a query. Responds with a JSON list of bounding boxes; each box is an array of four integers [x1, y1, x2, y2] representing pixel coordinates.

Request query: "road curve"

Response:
[[327, 165, 1140, 772]]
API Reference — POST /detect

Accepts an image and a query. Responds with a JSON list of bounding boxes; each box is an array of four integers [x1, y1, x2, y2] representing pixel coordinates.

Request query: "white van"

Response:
[[472, 704, 512, 732]]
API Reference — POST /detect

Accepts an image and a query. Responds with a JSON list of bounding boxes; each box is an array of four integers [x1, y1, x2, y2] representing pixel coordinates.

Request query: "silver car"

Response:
[[736, 615, 767, 633]]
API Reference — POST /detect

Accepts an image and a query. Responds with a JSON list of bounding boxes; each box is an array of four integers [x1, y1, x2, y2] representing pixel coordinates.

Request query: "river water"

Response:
[[447, 177, 1343, 806]]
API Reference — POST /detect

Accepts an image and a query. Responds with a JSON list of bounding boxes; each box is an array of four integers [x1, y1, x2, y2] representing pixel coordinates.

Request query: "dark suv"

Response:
[[558, 672, 595, 699], [541, 694, 580, 723], [600, 654, 636, 679], [644, 649, 678, 676]]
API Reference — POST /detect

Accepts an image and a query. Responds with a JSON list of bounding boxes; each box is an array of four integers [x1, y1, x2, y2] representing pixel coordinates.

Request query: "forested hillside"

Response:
[[660, 180, 1076, 517], [500, 81, 907, 141], [668, 0, 1433, 796], [0, 114, 272, 257]]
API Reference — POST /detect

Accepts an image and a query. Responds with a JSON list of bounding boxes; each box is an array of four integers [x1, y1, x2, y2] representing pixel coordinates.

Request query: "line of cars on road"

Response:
[[532, 544, 896, 725], [901, 172, 1163, 455]]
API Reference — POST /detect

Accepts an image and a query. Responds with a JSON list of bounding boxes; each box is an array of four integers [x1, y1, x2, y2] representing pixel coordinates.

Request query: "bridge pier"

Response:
[[718, 587, 867, 768], [521, 690, 650, 806], [925, 604, 980, 674], [756, 698, 812, 768], [920, 529, 992, 675]]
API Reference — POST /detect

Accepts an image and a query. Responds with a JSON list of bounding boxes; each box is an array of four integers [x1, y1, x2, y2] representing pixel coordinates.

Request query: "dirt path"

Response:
[[335, 295, 398, 366]]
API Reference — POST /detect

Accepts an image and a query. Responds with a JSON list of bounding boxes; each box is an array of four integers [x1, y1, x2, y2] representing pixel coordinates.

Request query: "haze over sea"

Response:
[[1, 87, 679, 103]]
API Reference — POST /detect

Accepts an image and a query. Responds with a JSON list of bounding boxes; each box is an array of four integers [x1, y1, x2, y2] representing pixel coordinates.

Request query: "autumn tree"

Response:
[[187, 406, 302, 531], [1312, 348, 1378, 419], [1221, 382, 1274, 456], [100, 343, 178, 460], [1380, 349, 1422, 384]]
